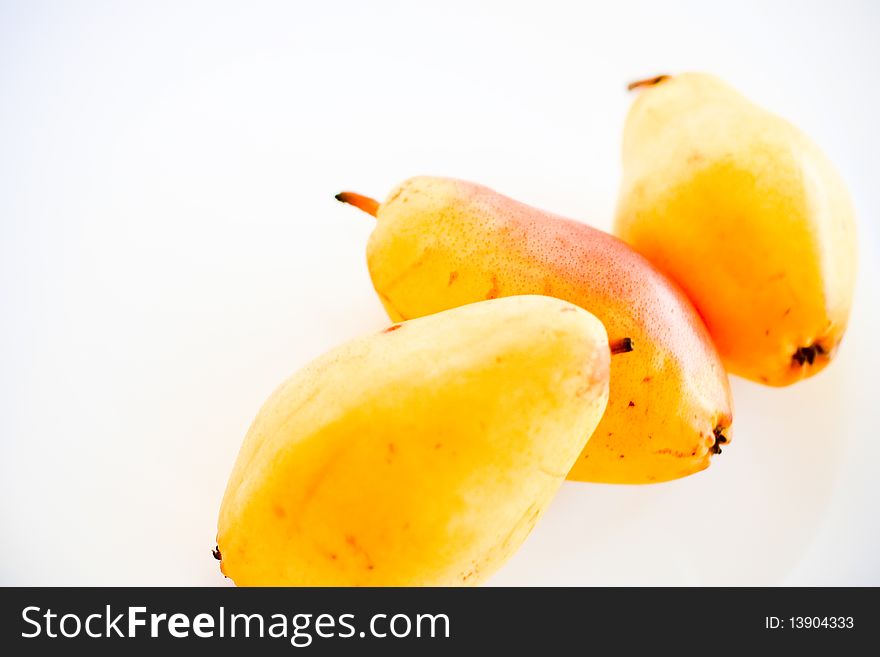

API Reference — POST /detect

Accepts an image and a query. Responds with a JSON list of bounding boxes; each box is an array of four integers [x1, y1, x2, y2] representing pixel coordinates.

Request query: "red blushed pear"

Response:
[[338, 177, 733, 484]]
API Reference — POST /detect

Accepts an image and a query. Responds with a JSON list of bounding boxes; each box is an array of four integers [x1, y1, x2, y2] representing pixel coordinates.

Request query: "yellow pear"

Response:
[[217, 296, 610, 586], [615, 73, 858, 386], [337, 178, 732, 484]]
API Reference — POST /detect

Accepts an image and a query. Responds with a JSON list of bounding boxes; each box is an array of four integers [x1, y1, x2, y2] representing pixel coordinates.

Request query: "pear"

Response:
[[217, 296, 610, 586], [337, 177, 732, 484], [615, 73, 858, 385]]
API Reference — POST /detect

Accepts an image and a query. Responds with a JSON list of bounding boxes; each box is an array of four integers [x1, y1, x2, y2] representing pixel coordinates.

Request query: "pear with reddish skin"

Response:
[[337, 177, 733, 484]]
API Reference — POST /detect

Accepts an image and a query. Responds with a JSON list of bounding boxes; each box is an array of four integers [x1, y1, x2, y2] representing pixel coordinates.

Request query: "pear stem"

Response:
[[627, 75, 670, 91], [335, 191, 379, 217], [610, 337, 634, 355]]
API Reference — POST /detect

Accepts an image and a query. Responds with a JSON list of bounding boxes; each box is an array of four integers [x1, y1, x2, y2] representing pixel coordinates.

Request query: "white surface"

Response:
[[1, 0, 878, 586]]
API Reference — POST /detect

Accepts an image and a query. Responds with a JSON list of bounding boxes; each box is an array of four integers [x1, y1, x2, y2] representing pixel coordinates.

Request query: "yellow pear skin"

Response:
[[338, 178, 732, 484], [217, 296, 610, 586], [615, 73, 858, 386]]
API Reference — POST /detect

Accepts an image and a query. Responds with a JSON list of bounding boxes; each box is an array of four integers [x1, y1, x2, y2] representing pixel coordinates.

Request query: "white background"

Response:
[[2, 0, 878, 585]]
